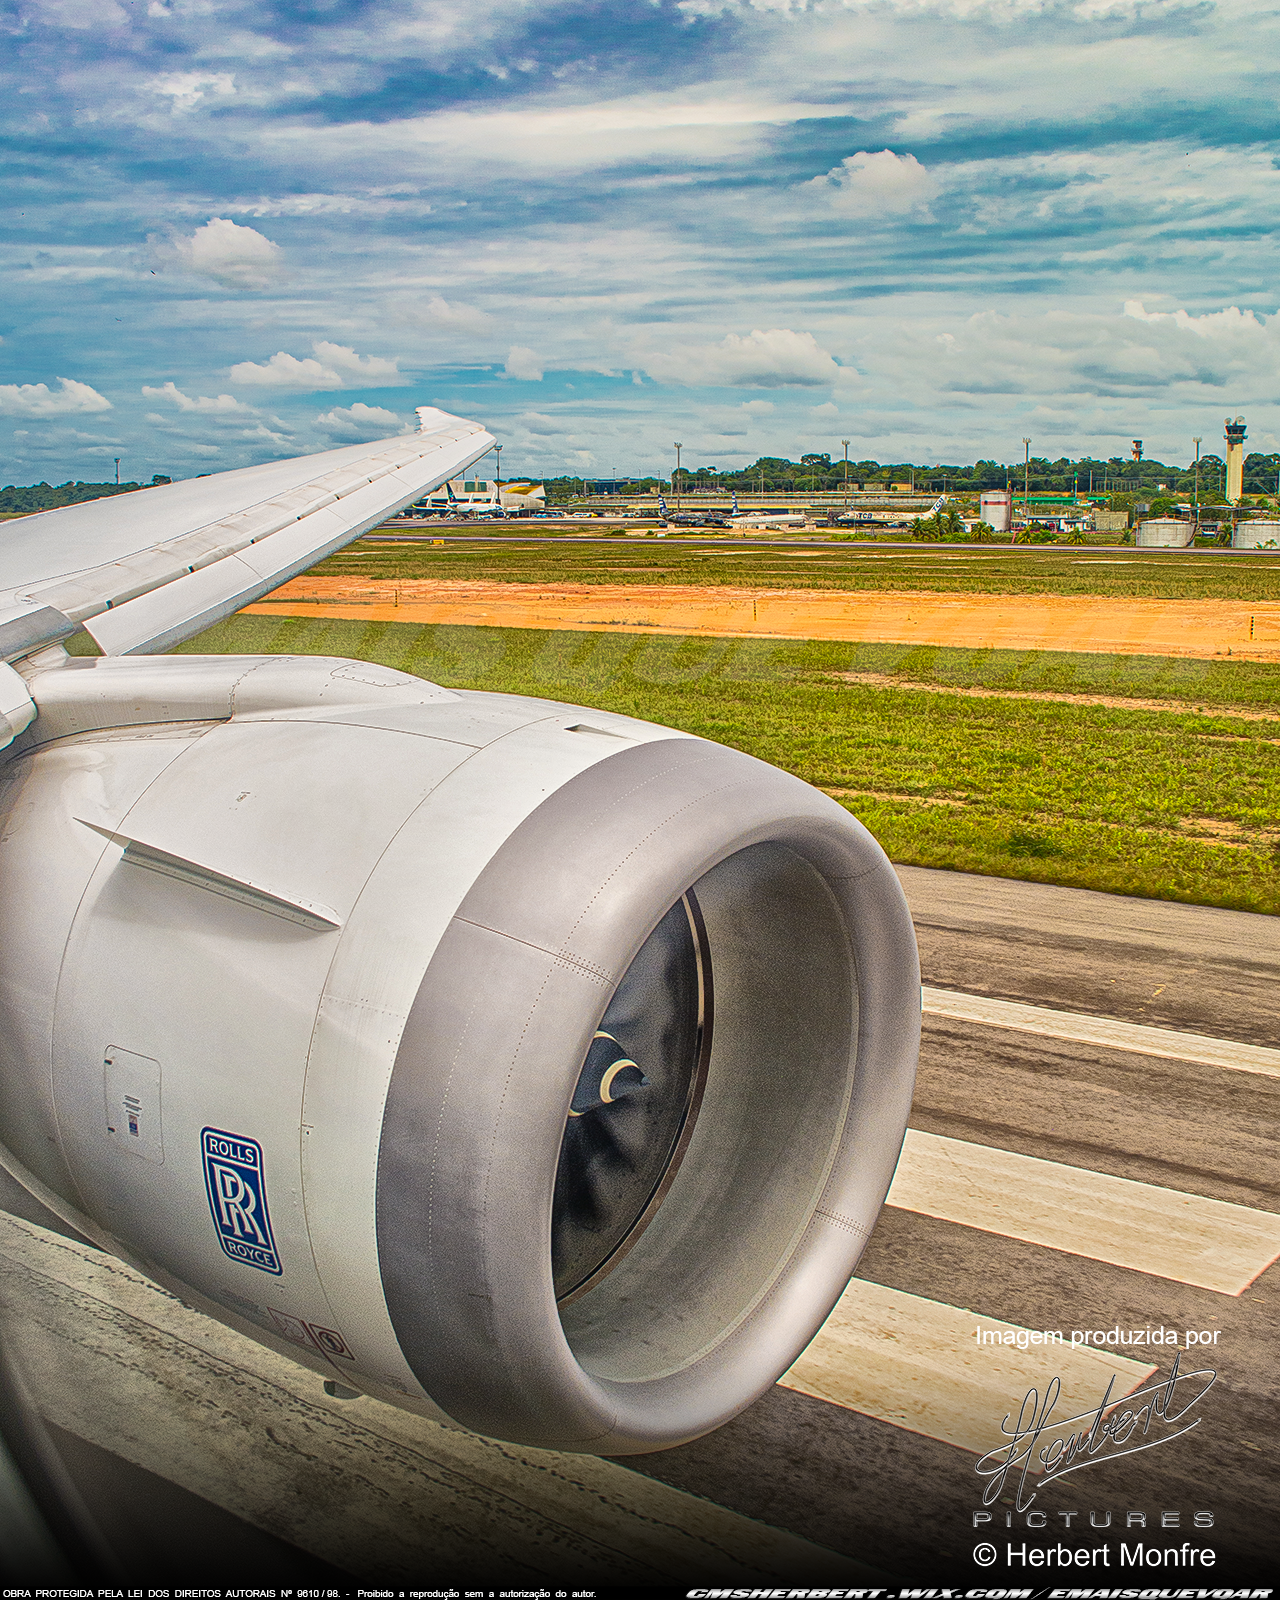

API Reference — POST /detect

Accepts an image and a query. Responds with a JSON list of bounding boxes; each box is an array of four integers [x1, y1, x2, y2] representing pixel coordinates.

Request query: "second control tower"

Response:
[[1225, 415, 1246, 502]]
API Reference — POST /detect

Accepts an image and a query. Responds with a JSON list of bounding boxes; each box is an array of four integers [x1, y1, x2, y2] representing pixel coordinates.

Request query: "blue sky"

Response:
[[4, 0, 1280, 483]]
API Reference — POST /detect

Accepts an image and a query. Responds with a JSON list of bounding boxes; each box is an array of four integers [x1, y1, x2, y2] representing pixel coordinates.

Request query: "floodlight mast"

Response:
[[1019, 438, 1031, 543], [1193, 437, 1202, 537]]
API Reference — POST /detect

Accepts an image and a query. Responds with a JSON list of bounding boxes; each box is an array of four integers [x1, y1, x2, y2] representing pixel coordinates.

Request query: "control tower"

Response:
[[1224, 416, 1246, 503]]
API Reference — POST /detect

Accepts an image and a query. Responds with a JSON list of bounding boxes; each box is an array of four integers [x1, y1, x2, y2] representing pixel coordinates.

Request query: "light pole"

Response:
[[842, 440, 850, 511], [674, 443, 682, 510], [114, 457, 121, 486], [494, 443, 501, 490], [1192, 437, 1201, 536], [1019, 438, 1031, 542]]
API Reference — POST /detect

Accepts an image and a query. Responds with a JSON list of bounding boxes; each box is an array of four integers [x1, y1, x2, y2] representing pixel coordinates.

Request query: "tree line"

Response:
[[1, 477, 171, 515], [546, 451, 1280, 499]]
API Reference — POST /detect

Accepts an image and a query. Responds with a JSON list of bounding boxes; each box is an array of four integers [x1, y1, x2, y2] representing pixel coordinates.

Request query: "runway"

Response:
[[0, 867, 1275, 1582], [626, 868, 1280, 1580]]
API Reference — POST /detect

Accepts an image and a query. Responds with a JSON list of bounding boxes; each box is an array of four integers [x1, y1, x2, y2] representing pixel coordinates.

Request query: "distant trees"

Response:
[[911, 507, 966, 541], [0, 479, 159, 514], [540, 448, 1270, 504]]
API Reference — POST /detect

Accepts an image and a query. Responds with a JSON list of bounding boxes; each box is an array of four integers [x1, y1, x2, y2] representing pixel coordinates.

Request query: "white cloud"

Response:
[[845, 299, 1280, 435], [26, 0, 125, 28], [230, 191, 427, 220], [0, 378, 111, 416], [239, 422, 296, 447], [380, 94, 852, 171], [504, 345, 544, 381], [314, 402, 407, 440], [148, 72, 237, 112], [1123, 301, 1265, 338], [518, 411, 568, 434], [806, 150, 941, 217], [174, 218, 281, 290], [228, 341, 403, 390], [141, 381, 246, 412], [402, 294, 492, 332], [639, 329, 841, 388]]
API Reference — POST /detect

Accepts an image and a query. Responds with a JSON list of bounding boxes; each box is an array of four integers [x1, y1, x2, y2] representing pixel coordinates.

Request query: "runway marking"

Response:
[[922, 985, 1280, 1079], [781, 1278, 1155, 1457], [888, 1129, 1280, 1295]]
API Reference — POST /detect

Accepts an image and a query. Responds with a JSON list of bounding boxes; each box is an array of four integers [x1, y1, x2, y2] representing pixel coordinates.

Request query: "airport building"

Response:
[[414, 477, 547, 514]]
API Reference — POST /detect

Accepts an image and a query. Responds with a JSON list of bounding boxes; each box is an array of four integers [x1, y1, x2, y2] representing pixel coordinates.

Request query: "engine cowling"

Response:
[[0, 651, 920, 1453]]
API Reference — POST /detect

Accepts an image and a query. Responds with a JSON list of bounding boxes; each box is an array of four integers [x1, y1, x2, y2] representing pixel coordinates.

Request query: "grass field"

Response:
[[179, 612, 1280, 915], [326, 537, 1280, 603]]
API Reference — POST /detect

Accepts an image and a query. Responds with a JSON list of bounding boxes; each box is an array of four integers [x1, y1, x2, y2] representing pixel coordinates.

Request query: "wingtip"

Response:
[[416, 405, 473, 435]]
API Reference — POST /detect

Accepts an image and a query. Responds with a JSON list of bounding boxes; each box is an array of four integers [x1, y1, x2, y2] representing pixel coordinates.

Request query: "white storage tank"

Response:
[[1137, 519, 1193, 547], [1233, 521, 1280, 549], [980, 491, 1011, 533]]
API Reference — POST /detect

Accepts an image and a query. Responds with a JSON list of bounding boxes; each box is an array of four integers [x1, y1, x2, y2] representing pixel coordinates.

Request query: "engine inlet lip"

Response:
[[375, 735, 920, 1454]]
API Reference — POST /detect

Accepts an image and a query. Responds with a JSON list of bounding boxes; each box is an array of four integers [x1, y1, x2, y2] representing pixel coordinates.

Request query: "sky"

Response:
[[4, 0, 1280, 485]]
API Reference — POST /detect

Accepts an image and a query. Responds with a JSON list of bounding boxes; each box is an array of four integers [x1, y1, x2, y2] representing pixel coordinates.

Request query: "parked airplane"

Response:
[[731, 509, 807, 529], [656, 493, 733, 529]]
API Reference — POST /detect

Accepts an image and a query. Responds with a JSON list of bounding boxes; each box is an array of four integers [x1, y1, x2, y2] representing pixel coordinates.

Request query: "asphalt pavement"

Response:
[[622, 867, 1280, 1582]]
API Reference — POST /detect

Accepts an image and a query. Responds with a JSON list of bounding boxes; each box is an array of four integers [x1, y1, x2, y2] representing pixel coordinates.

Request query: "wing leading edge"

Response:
[[0, 406, 492, 664]]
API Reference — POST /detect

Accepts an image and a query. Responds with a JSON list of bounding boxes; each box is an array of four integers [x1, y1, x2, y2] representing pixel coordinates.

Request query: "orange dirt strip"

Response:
[[243, 577, 1280, 661]]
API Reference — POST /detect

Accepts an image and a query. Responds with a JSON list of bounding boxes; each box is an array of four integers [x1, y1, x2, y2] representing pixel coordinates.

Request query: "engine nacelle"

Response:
[[0, 651, 919, 1454]]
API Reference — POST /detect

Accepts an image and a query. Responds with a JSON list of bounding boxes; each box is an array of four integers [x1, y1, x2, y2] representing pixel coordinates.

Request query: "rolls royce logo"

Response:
[[201, 1128, 282, 1275]]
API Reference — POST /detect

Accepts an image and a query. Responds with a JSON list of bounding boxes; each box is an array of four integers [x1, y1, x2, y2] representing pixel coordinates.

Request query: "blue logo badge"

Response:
[[201, 1128, 282, 1275]]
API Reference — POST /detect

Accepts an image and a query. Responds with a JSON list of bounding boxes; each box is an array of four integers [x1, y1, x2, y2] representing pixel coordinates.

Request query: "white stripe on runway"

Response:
[[922, 986, 1280, 1079], [888, 1128, 1280, 1295], [781, 1278, 1155, 1458]]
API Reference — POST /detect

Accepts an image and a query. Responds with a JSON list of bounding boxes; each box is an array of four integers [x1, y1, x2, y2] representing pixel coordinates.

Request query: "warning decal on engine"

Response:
[[201, 1127, 282, 1275]]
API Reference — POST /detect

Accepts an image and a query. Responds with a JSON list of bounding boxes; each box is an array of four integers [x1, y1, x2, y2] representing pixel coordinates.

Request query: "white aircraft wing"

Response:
[[0, 406, 492, 663]]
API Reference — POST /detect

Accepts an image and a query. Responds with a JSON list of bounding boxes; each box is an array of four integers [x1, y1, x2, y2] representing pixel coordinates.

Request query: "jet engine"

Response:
[[0, 649, 920, 1455]]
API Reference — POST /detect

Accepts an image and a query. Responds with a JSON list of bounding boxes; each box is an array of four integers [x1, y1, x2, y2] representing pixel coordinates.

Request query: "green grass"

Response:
[[323, 537, 1280, 602], [178, 613, 1280, 915]]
